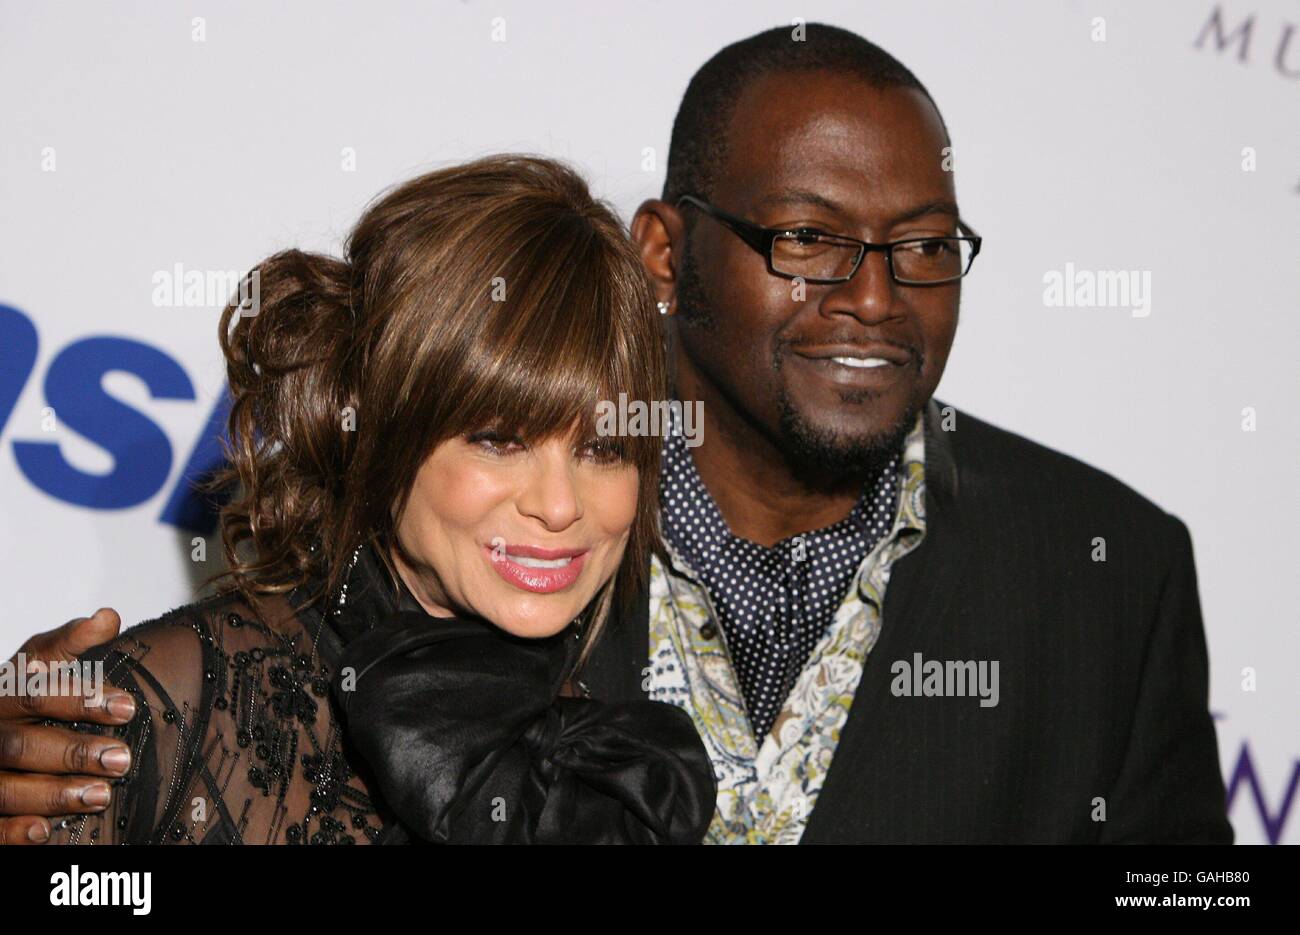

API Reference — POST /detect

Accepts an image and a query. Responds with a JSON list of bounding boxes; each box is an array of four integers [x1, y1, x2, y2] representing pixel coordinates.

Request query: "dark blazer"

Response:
[[580, 398, 1233, 844]]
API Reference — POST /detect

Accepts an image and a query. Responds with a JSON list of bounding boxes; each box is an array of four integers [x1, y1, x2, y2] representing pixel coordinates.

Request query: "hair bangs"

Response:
[[429, 220, 659, 475]]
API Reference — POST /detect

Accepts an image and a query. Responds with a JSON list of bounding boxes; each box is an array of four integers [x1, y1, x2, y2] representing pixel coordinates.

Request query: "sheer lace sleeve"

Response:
[[49, 593, 383, 845], [48, 610, 211, 844]]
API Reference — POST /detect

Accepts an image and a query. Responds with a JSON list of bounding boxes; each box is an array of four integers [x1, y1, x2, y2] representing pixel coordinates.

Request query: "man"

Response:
[[0, 24, 1230, 844]]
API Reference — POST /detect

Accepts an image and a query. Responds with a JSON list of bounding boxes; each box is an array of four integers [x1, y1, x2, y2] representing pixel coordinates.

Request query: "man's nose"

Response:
[[819, 249, 900, 326], [516, 451, 583, 531]]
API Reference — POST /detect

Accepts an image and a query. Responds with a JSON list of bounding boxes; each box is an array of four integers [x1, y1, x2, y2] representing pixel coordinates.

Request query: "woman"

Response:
[[48, 155, 715, 844]]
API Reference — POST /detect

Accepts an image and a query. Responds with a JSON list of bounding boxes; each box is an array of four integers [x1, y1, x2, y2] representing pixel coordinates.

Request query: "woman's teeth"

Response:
[[507, 554, 573, 568], [831, 356, 890, 369]]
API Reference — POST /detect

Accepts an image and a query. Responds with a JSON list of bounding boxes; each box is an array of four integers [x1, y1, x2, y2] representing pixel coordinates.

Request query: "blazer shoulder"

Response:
[[942, 402, 1181, 532]]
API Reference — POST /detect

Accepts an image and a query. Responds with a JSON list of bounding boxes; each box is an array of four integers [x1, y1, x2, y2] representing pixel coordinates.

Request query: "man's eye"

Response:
[[900, 239, 953, 257], [778, 230, 838, 257], [790, 228, 833, 245]]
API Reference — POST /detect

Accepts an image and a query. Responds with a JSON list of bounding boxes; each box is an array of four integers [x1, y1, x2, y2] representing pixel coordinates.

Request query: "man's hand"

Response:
[[0, 609, 136, 844]]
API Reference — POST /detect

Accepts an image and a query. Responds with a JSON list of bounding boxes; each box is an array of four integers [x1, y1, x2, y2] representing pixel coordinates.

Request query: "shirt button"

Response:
[[700, 623, 718, 640]]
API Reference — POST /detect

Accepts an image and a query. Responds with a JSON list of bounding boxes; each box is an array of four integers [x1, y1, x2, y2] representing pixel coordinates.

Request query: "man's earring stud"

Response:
[[656, 301, 670, 315]]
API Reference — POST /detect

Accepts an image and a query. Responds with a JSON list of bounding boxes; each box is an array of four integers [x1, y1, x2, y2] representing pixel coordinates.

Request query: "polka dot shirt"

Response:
[[660, 430, 901, 742]]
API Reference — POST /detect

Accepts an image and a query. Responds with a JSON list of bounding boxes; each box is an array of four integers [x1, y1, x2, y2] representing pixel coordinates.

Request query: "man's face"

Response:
[[674, 71, 961, 476]]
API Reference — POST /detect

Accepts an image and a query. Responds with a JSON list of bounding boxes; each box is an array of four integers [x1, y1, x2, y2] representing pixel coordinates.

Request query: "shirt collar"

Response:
[[658, 399, 949, 579], [659, 423, 896, 553]]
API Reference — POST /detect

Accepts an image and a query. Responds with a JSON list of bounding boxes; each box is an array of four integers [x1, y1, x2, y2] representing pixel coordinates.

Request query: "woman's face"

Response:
[[392, 426, 638, 639]]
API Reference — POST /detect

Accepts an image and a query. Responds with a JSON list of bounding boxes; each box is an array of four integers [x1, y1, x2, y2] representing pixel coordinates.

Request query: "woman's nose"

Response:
[[515, 447, 583, 531]]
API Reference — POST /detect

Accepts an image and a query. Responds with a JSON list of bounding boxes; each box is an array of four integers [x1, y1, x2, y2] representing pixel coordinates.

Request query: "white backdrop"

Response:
[[2, 0, 1296, 844]]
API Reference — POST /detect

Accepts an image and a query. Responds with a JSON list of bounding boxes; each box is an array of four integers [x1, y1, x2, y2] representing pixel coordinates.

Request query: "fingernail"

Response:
[[28, 822, 50, 843], [106, 692, 136, 720], [80, 783, 111, 808], [100, 746, 131, 774]]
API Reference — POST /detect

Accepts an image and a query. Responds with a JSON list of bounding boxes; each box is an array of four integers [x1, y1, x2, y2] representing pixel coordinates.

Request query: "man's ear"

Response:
[[630, 199, 685, 315]]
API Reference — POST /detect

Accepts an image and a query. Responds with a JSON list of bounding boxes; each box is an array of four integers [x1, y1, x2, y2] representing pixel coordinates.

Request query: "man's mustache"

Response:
[[775, 335, 925, 371]]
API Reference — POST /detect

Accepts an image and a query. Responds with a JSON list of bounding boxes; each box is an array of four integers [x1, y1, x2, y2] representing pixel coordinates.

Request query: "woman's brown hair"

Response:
[[209, 155, 665, 662]]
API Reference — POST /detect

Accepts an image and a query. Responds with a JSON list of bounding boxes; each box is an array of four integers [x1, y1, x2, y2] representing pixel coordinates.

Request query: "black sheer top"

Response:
[[48, 544, 715, 844]]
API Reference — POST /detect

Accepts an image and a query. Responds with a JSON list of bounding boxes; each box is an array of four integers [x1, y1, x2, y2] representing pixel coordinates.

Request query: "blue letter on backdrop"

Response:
[[0, 305, 39, 438], [13, 337, 195, 509]]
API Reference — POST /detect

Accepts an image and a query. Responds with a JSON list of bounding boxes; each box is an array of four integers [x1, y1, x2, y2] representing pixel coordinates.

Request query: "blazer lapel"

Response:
[[802, 398, 971, 837]]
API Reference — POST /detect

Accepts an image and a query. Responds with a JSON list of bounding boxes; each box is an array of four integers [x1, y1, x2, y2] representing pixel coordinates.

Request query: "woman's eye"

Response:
[[467, 431, 525, 455], [580, 438, 626, 464]]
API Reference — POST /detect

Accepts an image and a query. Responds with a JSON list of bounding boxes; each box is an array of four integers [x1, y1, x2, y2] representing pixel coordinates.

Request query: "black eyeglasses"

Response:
[[676, 194, 982, 286]]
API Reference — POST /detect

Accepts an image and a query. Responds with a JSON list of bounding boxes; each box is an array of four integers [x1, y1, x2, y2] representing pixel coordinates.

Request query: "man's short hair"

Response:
[[663, 23, 948, 205]]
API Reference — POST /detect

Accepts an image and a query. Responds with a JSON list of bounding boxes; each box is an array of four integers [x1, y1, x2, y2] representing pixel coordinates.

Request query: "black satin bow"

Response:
[[332, 610, 715, 844]]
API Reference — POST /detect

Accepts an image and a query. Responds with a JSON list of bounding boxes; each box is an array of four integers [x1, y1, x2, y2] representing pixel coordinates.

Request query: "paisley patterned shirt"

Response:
[[660, 431, 900, 741], [647, 408, 929, 844]]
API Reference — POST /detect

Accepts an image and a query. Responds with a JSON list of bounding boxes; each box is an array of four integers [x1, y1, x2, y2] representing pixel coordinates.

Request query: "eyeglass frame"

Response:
[[675, 194, 982, 287]]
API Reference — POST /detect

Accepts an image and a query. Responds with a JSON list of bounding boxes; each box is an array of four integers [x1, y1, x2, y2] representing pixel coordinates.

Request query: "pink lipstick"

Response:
[[486, 543, 588, 594]]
